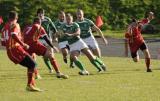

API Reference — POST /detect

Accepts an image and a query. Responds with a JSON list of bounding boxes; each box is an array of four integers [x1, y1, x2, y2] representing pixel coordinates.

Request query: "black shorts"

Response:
[[131, 42, 147, 58], [19, 55, 37, 69]]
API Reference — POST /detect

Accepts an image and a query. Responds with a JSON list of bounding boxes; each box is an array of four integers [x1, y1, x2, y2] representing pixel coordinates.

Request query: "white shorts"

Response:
[[69, 39, 88, 52], [58, 41, 69, 49], [82, 35, 99, 49]]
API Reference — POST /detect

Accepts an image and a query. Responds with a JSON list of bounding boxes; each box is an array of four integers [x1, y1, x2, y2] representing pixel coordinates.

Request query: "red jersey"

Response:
[[1, 21, 28, 64], [23, 23, 47, 44], [140, 18, 149, 25], [125, 26, 144, 52]]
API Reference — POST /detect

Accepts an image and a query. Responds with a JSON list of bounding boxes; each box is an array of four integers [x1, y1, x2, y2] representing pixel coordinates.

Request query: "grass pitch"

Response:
[[0, 50, 160, 101]]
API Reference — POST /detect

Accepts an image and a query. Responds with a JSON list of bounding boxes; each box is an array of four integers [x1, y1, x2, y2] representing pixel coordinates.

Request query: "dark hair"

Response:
[[131, 18, 137, 23], [33, 17, 41, 23], [8, 11, 18, 20], [37, 8, 44, 15]]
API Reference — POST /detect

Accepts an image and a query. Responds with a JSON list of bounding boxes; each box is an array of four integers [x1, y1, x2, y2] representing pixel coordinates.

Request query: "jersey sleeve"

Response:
[[40, 27, 47, 37], [10, 23, 20, 35], [87, 19, 95, 27], [48, 18, 57, 34]]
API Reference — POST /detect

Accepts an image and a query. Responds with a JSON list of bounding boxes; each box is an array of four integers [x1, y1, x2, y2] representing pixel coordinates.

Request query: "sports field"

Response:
[[1, 50, 160, 101]]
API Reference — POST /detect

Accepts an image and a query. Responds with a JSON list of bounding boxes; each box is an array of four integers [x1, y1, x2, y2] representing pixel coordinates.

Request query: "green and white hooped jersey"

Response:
[[54, 20, 67, 42], [76, 18, 94, 39], [41, 16, 57, 39], [61, 22, 80, 45]]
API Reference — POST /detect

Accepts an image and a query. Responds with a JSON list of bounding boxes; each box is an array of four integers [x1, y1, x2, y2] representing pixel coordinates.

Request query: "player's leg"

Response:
[[140, 43, 152, 72], [19, 55, 42, 92], [44, 49, 69, 79], [61, 47, 68, 63], [81, 48, 106, 72], [43, 46, 53, 73], [70, 50, 89, 75], [83, 35, 101, 57], [31, 53, 42, 79]]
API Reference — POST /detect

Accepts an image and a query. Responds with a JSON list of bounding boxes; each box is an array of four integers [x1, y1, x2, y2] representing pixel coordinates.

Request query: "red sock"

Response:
[[145, 58, 150, 69], [27, 68, 35, 86], [34, 68, 38, 76], [50, 58, 59, 73]]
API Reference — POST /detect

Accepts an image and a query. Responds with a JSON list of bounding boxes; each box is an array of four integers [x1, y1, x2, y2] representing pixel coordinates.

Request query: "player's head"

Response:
[[33, 17, 41, 24], [66, 13, 73, 24], [37, 8, 45, 19], [148, 11, 154, 20], [58, 11, 66, 22], [130, 18, 138, 27], [8, 11, 18, 21], [76, 9, 84, 20]]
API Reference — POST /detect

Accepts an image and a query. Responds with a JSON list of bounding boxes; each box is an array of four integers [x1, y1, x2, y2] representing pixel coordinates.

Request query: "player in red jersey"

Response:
[[1, 11, 42, 91], [23, 17, 68, 79], [125, 19, 152, 72]]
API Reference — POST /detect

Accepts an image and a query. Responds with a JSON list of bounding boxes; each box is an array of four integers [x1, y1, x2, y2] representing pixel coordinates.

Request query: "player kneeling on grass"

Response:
[[125, 18, 152, 72], [61, 13, 107, 75], [1, 11, 42, 91], [23, 17, 68, 79]]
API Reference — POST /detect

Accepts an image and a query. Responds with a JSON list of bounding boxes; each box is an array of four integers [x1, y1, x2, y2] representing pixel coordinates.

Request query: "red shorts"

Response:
[[129, 39, 144, 53], [7, 46, 28, 64], [27, 41, 47, 56]]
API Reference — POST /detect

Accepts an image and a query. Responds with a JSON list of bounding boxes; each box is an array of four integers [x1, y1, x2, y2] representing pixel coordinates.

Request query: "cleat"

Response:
[[63, 58, 67, 63], [70, 62, 75, 68], [78, 70, 89, 75], [49, 69, 54, 73], [97, 69, 103, 73], [26, 85, 43, 92], [35, 74, 42, 79], [56, 72, 69, 79], [101, 65, 106, 71], [147, 69, 152, 72]]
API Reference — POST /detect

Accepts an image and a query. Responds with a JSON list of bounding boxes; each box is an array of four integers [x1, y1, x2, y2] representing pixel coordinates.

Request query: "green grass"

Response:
[[93, 30, 160, 39], [1, 50, 160, 101]]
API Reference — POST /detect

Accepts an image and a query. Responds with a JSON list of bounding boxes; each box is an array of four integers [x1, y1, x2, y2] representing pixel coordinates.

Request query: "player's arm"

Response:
[[1, 28, 6, 46], [40, 27, 54, 48], [92, 24, 108, 46], [12, 34, 29, 49], [65, 28, 80, 37], [49, 18, 58, 34]]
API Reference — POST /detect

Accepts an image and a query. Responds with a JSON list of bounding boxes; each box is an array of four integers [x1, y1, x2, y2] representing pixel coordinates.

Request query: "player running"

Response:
[[76, 9, 108, 57], [54, 11, 74, 67], [37, 8, 58, 73], [23, 17, 69, 79], [1, 11, 42, 91], [125, 19, 152, 72], [61, 13, 106, 75]]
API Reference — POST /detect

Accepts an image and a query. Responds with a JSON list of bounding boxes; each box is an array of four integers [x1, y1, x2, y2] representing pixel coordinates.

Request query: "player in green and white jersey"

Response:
[[76, 9, 108, 57], [61, 13, 106, 75]]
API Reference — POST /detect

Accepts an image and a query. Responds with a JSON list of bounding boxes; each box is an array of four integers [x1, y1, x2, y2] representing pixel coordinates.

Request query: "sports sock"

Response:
[[74, 60, 85, 71], [43, 57, 52, 70], [94, 57, 104, 66], [145, 58, 151, 69], [50, 58, 59, 73], [27, 68, 35, 86], [91, 59, 102, 71]]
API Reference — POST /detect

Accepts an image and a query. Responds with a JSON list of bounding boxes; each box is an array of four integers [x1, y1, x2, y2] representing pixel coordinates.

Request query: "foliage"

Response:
[[0, 0, 160, 30]]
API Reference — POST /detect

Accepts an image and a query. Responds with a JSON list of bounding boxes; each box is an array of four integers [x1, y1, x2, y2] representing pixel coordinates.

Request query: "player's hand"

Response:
[[53, 46, 59, 53], [23, 43, 29, 50]]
